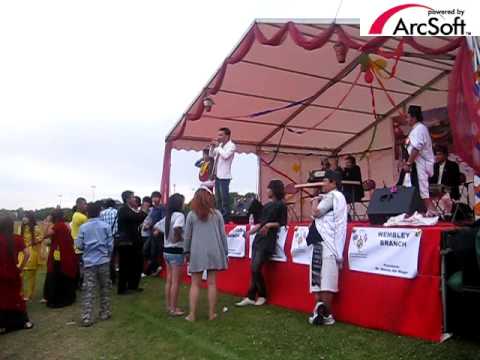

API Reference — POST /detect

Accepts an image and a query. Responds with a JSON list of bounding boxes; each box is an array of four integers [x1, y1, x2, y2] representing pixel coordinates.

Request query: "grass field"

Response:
[[1, 273, 480, 360]]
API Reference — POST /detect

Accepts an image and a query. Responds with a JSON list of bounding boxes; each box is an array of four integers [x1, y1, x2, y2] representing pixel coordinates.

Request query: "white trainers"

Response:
[[322, 314, 336, 326], [308, 302, 330, 326], [235, 298, 256, 307], [254, 297, 267, 306]]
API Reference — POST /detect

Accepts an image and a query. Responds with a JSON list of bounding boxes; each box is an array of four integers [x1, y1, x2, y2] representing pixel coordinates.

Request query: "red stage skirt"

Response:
[[206, 222, 454, 342]]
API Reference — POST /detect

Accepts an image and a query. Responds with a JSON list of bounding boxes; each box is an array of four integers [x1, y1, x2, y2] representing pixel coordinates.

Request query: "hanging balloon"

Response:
[[359, 53, 371, 72], [333, 41, 348, 63], [364, 69, 374, 84]]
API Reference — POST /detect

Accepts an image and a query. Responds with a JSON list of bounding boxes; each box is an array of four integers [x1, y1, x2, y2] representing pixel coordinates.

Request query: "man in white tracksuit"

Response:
[[308, 170, 347, 326]]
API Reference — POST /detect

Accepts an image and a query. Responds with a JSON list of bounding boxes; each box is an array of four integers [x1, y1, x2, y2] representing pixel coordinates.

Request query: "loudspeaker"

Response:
[[367, 186, 425, 225], [441, 227, 480, 336]]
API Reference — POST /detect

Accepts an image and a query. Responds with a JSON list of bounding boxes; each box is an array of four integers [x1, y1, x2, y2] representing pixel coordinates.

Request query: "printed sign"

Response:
[[290, 226, 313, 265], [348, 227, 422, 279], [227, 225, 246, 258], [249, 226, 288, 262]]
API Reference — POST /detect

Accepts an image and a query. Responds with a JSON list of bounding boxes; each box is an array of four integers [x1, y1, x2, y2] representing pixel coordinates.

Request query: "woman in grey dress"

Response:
[[184, 187, 228, 321]]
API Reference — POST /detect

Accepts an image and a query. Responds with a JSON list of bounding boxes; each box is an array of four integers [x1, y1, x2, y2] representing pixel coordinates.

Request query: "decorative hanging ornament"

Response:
[[359, 53, 371, 72], [203, 96, 215, 112], [333, 41, 348, 63], [364, 69, 374, 84], [371, 58, 389, 79], [292, 163, 301, 173]]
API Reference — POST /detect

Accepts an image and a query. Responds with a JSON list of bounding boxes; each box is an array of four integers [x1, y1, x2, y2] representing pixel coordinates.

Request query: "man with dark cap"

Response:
[[308, 170, 347, 326], [401, 105, 436, 215]]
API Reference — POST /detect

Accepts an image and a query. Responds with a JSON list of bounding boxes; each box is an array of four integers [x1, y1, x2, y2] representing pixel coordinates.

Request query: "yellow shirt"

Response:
[[18, 226, 42, 270], [71, 212, 88, 240], [71, 212, 88, 254]]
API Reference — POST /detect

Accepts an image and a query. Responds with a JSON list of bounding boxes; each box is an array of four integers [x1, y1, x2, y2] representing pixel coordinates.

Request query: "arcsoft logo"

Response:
[[360, 2, 473, 36]]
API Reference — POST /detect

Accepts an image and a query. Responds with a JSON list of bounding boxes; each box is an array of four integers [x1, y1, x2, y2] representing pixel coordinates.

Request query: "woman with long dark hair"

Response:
[[21, 212, 42, 301], [184, 187, 228, 321], [153, 193, 186, 316], [43, 209, 77, 308], [0, 216, 33, 334]]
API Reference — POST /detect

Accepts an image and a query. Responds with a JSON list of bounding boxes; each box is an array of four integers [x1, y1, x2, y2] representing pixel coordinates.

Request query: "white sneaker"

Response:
[[308, 302, 326, 326], [235, 298, 255, 307], [141, 273, 146, 278], [254, 297, 267, 306], [322, 314, 336, 326], [308, 315, 317, 325], [151, 266, 162, 277], [312, 302, 325, 317]]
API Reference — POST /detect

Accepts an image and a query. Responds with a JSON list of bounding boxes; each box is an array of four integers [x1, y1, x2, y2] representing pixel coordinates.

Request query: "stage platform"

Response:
[[174, 221, 456, 342]]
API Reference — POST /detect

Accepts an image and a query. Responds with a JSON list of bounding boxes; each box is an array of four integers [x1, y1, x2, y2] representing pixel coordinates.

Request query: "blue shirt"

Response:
[[75, 218, 113, 268]]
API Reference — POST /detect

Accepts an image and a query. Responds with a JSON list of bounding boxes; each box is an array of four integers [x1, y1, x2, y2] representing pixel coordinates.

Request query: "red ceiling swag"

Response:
[[160, 22, 467, 202]]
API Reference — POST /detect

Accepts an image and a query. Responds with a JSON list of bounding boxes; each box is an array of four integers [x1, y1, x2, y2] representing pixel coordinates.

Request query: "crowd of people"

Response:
[[1, 106, 456, 334]]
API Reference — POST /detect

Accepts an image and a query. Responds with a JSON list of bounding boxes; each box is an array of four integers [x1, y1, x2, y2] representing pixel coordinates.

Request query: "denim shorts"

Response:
[[164, 253, 185, 266]]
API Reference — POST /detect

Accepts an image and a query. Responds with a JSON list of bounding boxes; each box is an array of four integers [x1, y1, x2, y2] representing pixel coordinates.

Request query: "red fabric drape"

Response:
[[0, 235, 26, 312], [448, 39, 480, 174], [404, 37, 463, 55], [47, 222, 77, 279]]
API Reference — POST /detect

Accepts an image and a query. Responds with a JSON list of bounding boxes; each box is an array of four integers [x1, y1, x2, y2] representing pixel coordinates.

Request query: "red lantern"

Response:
[[333, 41, 348, 63]]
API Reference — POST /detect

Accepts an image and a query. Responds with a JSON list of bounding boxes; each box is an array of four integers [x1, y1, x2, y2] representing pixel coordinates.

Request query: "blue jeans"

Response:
[[164, 253, 185, 266], [215, 177, 231, 221]]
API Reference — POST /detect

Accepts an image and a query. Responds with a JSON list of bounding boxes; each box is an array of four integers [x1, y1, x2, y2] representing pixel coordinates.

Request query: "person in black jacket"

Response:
[[236, 180, 287, 307], [342, 155, 364, 204], [429, 145, 461, 200], [117, 190, 148, 295]]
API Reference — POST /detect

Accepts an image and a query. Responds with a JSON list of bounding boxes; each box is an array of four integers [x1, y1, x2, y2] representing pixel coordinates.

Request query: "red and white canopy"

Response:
[[162, 20, 470, 217]]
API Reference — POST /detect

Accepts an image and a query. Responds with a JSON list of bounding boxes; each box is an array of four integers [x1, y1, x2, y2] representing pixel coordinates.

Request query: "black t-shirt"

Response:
[[254, 200, 288, 253], [342, 165, 364, 203]]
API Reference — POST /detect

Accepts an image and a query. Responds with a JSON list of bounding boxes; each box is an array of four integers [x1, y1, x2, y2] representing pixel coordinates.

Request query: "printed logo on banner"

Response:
[[227, 225, 246, 258], [249, 226, 288, 262], [348, 227, 422, 279], [290, 226, 313, 266], [360, 1, 478, 36], [351, 228, 368, 253]]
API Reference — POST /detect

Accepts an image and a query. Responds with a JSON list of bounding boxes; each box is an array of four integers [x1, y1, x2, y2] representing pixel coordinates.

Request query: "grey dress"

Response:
[[184, 209, 228, 273]]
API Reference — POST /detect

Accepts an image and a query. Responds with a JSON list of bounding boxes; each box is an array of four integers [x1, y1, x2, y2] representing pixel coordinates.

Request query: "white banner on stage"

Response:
[[227, 225, 246, 258], [348, 227, 422, 279], [290, 226, 312, 265], [249, 226, 288, 262]]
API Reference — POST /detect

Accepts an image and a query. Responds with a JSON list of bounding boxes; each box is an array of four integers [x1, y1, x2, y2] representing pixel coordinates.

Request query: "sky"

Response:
[[0, 0, 350, 210]]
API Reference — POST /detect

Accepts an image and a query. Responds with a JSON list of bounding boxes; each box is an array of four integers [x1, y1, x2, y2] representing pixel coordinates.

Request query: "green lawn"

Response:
[[1, 273, 480, 360]]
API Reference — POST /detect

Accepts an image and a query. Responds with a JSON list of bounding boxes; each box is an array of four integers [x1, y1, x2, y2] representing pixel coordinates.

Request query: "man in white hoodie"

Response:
[[308, 170, 347, 326]]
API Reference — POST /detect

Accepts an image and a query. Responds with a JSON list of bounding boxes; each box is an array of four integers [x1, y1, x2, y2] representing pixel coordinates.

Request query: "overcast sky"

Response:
[[0, 0, 349, 210]]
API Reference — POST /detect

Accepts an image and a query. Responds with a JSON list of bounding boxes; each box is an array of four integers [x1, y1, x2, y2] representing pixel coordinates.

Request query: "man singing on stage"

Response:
[[209, 127, 236, 222], [401, 105, 436, 216]]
